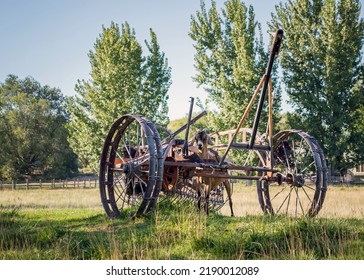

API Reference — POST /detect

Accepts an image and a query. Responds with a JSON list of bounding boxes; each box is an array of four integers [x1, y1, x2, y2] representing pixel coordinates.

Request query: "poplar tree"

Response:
[[270, 0, 364, 174], [190, 0, 281, 132], [67, 22, 171, 171]]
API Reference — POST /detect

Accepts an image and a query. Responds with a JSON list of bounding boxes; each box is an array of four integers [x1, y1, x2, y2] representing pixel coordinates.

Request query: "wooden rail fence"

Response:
[[0, 178, 97, 190]]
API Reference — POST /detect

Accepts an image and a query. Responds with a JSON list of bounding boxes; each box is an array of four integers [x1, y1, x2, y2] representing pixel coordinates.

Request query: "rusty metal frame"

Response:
[[218, 29, 283, 170]]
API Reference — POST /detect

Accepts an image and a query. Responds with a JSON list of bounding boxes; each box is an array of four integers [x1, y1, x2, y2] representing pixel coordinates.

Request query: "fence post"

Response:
[[52, 179, 55, 189], [95, 179, 97, 188], [77, 178, 80, 188], [0, 180, 3, 190], [26, 178, 29, 190], [12, 180, 15, 190], [74, 179, 76, 188], [83, 180, 86, 188], [40, 179, 42, 188]]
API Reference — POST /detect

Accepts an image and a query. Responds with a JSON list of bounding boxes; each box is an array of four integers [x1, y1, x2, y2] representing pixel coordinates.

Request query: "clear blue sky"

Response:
[[1, 1, 362, 120]]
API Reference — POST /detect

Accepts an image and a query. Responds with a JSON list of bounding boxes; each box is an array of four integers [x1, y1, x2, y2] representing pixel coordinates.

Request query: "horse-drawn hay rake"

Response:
[[99, 30, 327, 219]]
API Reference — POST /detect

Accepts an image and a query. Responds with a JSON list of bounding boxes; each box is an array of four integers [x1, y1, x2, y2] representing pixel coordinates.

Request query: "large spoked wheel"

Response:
[[99, 115, 163, 219], [257, 130, 327, 217]]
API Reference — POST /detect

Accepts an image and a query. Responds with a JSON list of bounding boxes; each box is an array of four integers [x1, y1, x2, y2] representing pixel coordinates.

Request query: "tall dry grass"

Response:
[[219, 184, 364, 219], [0, 188, 101, 210], [0, 184, 363, 219]]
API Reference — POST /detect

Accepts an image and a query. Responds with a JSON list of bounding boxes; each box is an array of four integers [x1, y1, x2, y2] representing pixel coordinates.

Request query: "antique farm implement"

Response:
[[99, 30, 328, 219]]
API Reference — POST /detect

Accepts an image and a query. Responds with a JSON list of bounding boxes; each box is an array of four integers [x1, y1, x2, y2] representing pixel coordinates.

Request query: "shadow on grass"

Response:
[[1, 200, 363, 260]]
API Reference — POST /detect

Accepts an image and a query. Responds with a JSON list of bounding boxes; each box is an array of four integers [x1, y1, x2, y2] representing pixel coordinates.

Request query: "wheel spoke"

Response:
[[113, 179, 127, 204], [276, 187, 294, 214], [275, 152, 288, 172], [298, 137, 304, 156], [295, 190, 298, 217], [307, 175, 316, 184], [286, 188, 292, 215], [282, 142, 291, 171], [133, 174, 147, 197], [114, 176, 129, 202], [296, 137, 304, 171], [131, 155, 150, 167], [301, 185, 313, 202], [129, 180, 137, 216], [295, 187, 305, 215], [300, 160, 315, 174], [135, 124, 140, 162], [121, 136, 133, 159], [291, 139, 298, 174], [303, 183, 316, 192], [270, 184, 289, 202], [114, 149, 126, 164]]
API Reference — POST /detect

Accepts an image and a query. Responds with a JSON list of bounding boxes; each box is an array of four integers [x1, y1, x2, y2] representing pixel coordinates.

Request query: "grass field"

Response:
[[0, 185, 363, 259], [220, 184, 364, 219]]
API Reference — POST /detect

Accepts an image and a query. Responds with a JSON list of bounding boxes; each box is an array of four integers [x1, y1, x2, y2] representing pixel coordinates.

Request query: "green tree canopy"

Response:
[[190, 0, 281, 133], [67, 22, 171, 171], [0, 75, 78, 180], [270, 0, 364, 174]]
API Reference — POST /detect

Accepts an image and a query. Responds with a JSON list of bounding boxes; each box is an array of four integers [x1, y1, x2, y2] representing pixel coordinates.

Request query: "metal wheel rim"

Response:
[[99, 115, 163, 219], [257, 130, 327, 217]]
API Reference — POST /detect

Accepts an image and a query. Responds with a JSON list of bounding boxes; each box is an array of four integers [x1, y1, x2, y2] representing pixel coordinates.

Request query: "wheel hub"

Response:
[[276, 172, 305, 187], [286, 172, 305, 187], [123, 162, 141, 177]]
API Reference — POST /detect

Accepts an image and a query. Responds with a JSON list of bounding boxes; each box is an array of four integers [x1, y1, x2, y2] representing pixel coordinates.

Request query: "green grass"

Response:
[[1, 199, 363, 260]]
